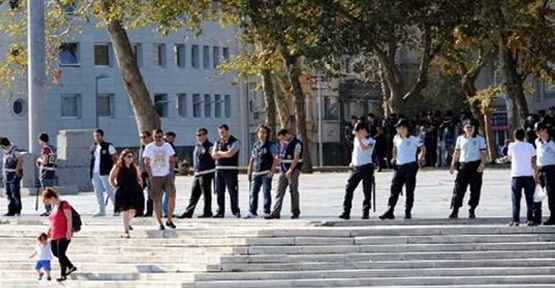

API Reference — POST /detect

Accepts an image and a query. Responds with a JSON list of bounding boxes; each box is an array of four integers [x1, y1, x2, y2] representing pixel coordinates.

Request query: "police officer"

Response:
[[212, 124, 241, 218], [535, 121, 555, 225], [339, 122, 376, 220], [1, 137, 25, 216], [379, 119, 426, 220], [178, 128, 215, 218], [245, 125, 278, 219], [448, 119, 488, 219], [265, 129, 303, 219], [36, 133, 57, 216]]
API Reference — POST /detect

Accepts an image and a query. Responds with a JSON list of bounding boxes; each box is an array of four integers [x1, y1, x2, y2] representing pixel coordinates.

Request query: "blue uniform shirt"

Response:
[[394, 135, 424, 165], [455, 135, 487, 163], [536, 137, 555, 167], [351, 136, 375, 166]]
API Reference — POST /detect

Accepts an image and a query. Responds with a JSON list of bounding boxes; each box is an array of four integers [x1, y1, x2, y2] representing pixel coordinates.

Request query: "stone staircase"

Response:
[[0, 217, 554, 287]]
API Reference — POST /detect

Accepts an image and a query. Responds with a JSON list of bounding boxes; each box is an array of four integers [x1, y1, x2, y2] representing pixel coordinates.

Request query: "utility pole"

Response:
[[28, 0, 46, 154]]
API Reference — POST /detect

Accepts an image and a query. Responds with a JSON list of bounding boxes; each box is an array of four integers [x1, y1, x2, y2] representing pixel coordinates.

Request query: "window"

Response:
[[204, 94, 212, 118], [175, 44, 186, 68], [61, 94, 81, 118], [203, 45, 210, 69], [191, 45, 199, 69], [97, 94, 114, 117], [323, 96, 339, 120], [214, 94, 222, 118], [59, 43, 79, 66], [12, 98, 26, 117], [131, 43, 142, 66], [177, 94, 187, 117], [94, 44, 110, 66], [213, 46, 220, 68], [154, 44, 166, 67], [222, 47, 230, 60], [224, 94, 231, 118], [193, 94, 201, 118], [154, 94, 169, 118]]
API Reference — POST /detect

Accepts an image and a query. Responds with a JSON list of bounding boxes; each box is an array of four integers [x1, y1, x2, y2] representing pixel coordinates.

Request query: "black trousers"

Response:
[[184, 173, 214, 216], [215, 170, 240, 215], [540, 165, 555, 220], [451, 160, 482, 210], [342, 164, 374, 215], [387, 162, 418, 211], [51, 238, 74, 276]]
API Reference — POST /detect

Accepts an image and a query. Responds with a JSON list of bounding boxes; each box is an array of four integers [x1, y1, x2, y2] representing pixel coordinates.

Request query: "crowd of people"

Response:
[[1, 111, 555, 281]]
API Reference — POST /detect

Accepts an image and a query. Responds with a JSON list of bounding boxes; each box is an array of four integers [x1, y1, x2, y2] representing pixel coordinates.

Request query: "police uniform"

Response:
[[536, 134, 555, 225], [2, 145, 25, 215], [340, 135, 376, 219], [180, 140, 215, 218], [213, 135, 241, 217], [381, 134, 424, 219], [39, 144, 57, 214], [248, 140, 277, 216], [267, 136, 303, 218], [450, 134, 487, 215]]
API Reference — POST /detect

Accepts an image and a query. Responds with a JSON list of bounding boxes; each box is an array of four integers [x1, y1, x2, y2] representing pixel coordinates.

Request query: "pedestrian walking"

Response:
[[89, 129, 118, 217], [448, 119, 488, 219], [143, 129, 178, 230], [339, 122, 376, 220], [138, 131, 153, 217], [379, 119, 426, 220], [29, 232, 52, 281], [1, 137, 25, 216], [212, 124, 242, 218], [109, 149, 144, 238], [245, 125, 278, 219], [36, 133, 57, 216], [535, 121, 555, 225], [265, 129, 303, 219], [162, 131, 178, 218], [178, 128, 215, 219], [42, 188, 77, 282], [507, 128, 539, 226]]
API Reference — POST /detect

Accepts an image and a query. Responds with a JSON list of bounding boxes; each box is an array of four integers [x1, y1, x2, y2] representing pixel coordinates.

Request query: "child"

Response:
[[29, 233, 52, 281]]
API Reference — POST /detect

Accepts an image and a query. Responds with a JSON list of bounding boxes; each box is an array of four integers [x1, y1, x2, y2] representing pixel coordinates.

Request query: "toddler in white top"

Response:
[[29, 233, 52, 281]]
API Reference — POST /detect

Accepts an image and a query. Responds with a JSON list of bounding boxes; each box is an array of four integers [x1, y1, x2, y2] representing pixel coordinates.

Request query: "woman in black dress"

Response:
[[109, 149, 144, 238]]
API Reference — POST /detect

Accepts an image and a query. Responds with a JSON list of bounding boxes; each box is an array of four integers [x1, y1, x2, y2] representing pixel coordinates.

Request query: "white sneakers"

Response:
[[92, 211, 105, 217]]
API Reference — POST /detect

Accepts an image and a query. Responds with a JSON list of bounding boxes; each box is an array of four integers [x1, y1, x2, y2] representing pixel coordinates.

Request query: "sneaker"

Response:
[[159, 224, 165, 230], [243, 213, 257, 219], [165, 221, 176, 229], [338, 213, 350, 220], [213, 214, 225, 218], [264, 214, 280, 220], [38, 272, 44, 281], [92, 211, 105, 217], [509, 221, 520, 227], [46, 276, 52, 281], [40, 212, 50, 217], [177, 213, 192, 219], [56, 276, 67, 282], [65, 266, 77, 276]]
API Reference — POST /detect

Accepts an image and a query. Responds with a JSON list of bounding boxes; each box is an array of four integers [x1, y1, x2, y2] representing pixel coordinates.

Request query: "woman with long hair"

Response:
[[109, 149, 144, 238], [42, 188, 77, 282]]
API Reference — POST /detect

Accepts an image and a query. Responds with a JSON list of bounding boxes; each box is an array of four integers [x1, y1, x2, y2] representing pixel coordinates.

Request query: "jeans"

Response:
[[40, 171, 56, 213], [91, 172, 115, 214], [215, 170, 240, 216], [51, 238, 74, 276], [161, 193, 169, 216], [343, 163, 374, 215], [249, 174, 272, 215], [4, 172, 22, 215], [511, 176, 536, 222]]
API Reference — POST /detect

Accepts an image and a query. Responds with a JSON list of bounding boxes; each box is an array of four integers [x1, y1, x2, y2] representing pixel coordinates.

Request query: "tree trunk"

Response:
[[273, 74, 291, 130], [100, 4, 160, 134], [261, 69, 277, 137], [483, 111, 498, 162], [282, 54, 313, 173]]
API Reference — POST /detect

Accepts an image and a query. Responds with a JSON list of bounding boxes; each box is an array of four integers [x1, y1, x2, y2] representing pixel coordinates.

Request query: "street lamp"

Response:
[[95, 75, 110, 128]]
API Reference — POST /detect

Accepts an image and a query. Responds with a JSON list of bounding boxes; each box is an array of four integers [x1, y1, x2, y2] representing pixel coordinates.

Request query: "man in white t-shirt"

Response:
[[507, 128, 539, 226], [143, 129, 177, 230]]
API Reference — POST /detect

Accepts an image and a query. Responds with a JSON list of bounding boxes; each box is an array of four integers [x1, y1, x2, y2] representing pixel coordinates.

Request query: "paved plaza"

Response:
[[3, 167, 542, 221]]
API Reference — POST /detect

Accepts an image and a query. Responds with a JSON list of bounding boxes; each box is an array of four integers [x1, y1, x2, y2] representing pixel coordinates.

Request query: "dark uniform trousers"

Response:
[[5, 172, 22, 215], [343, 163, 374, 215], [451, 160, 482, 210], [387, 162, 418, 211], [215, 170, 240, 215], [184, 173, 214, 216], [538, 165, 555, 221]]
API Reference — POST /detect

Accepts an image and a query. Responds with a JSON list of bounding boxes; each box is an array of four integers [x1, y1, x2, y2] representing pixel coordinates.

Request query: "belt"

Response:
[[3, 168, 17, 172], [215, 166, 239, 170], [281, 159, 303, 164], [194, 169, 215, 176], [40, 167, 56, 171], [352, 163, 373, 169], [252, 170, 271, 176]]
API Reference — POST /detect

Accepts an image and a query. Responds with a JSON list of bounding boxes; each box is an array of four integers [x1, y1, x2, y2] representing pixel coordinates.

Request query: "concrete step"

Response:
[[187, 275, 555, 288], [0, 253, 221, 263], [219, 250, 555, 264], [0, 280, 183, 288], [0, 270, 196, 281], [192, 266, 555, 281], [210, 258, 555, 272], [355, 234, 555, 244], [0, 262, 211, 272]]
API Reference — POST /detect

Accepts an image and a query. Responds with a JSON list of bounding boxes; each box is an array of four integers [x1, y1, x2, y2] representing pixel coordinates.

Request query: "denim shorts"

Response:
[[35, 260, 51, 271]]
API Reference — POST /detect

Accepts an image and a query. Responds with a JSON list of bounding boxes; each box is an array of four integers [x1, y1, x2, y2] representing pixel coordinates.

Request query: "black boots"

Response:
[[469, 209, 476, 219], [449, 208, 459, 219], [379, 208, 395, 220]]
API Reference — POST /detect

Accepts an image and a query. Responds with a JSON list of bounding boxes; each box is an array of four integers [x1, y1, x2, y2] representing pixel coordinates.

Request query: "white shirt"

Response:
[[536, 138, 555, 167], [508, 141, 536, 177], [455, 135, 487, 162], [143, 142, 175, 177], [351, 136, 375, 166], [36, 243, 52, 261], [93, 144, 117, 174], [394, 135, 424, 165]]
